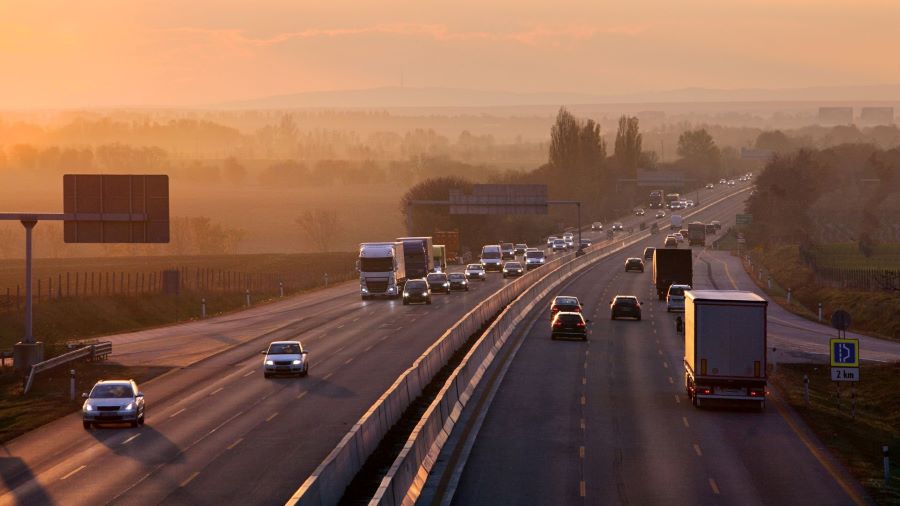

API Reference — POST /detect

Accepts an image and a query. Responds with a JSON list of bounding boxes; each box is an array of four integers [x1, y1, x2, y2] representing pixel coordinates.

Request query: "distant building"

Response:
[[818, 107, 853, 125], [859, 107, 894, 126]]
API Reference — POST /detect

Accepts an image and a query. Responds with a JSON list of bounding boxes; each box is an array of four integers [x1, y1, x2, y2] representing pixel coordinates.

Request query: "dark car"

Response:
[[426, 272, 450, 294], [625, 257, 644, 272], [514, 243, 527, 256], [610, 295, 642, 320], [551, 312, 589, 340], [448, 272, 469, 291], [403, 279, 432, 305], [551, 295, 582, 315], [643, 247, 655, 261], [580, 238, 592, 248], [502, 261, 524, 278], [664, 236, 678, 248], [500, 242, 516, 260]]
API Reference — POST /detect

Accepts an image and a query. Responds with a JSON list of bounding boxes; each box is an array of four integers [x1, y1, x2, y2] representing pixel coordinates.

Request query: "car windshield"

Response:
[[669, 287, 686, 296], [553, 240, 565, 245], [467, 264, 482, 270], [501, 243, 513, 250], [558, 314, 584, 324], [406, 281, 426, 290], [449, 273, 465, 281], [526, 251, 543, 258], [359, 257, 393, 272], [506, 263, 521, 268], [615, 298, 637, 306], [554, 298, 579, 307], [482, 251, 501, 259], [516, 244, 526, 248], [90, 384, 134, 399], [269, 343, 301, 354], [427, 274, 446, 282]]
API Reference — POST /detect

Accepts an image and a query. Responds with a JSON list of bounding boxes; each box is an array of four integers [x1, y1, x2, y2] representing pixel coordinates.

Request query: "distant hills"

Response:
[[218, 84, 900, 109]]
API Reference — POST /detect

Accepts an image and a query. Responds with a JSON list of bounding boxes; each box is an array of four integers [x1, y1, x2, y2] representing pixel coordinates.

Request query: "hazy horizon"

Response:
[[2, 1, 900, 109]]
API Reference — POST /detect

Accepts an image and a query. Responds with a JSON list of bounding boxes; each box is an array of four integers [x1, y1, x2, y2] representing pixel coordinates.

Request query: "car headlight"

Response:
[[388, 287, 396, 294], [403, 292, 409, 297], [292, 359, 302, 365], [361, 287, 369, 293], [421, 292, 428, 296], [83, 403, 94, 412], [443, 282, 449, 287], [124, 402, 135, 411], [265, 360, 274, 365]]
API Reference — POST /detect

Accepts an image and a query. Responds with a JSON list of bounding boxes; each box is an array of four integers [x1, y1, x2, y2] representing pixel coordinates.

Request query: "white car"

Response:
[[525, 248, 546, 269], [655, 210, 666, 218], [686, 200, 694, 207], [727, 180, 736, 186], [562, 233, 575, 249], [673, 232, 685, 243], [465, 263, 487, 281], [719, 178, 727, 184], [82, 379, 145, 429], [667, 284, 692, 312], [263, 341, 309, 378], [552, 239, 567, 251], [546, 236, 558, 247]]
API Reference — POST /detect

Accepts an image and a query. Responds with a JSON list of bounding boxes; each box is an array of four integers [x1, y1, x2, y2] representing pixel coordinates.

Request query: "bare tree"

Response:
[[296, 209, 340, 252]]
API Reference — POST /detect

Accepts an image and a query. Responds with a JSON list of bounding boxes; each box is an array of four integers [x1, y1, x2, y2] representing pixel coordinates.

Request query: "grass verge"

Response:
[[0, 362, 170, 444], [770, 363, 900, 505]]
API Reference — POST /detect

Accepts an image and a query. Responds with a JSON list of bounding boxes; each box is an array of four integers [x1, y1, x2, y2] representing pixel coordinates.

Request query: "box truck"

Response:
[[396, 237, 434, 279], [652, 248, 692, 300], [684, 290, 768, 409], [432, 245, 447, 273], [358, 242, 406, 299], [688, 221, 706, 247]]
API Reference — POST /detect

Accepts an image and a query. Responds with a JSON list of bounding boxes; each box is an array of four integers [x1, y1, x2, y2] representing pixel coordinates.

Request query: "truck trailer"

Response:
[[396, 237, 434, 279], [358, 242, 406, 299], [432, 245, 447, 273], [652, 248, 692, 300], [684, 290, 768, 409], [688, 221, 706, 247]]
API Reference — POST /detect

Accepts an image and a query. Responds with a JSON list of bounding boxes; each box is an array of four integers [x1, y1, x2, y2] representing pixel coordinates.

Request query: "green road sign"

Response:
[[736, 213, 753, 225]]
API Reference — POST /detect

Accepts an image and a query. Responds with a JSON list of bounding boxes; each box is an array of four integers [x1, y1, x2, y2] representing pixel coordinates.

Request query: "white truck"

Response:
[[684, 290, 768, 409], [670, 214, 683, 231], [358, 242, 406, 300]]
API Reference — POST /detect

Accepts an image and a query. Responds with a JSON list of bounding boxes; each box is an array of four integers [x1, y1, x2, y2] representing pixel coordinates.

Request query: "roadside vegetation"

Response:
[[771, 363, 900, 505]]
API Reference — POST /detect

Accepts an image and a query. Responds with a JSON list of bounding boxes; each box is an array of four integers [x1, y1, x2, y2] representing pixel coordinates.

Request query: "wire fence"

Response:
[[0, 265, 357, 315], [799, 246, 899, 292]]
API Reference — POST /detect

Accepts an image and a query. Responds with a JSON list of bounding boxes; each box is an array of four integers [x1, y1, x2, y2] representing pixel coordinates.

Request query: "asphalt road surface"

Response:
[[449, 192, 889, 506], [0, 182, 755, 506]]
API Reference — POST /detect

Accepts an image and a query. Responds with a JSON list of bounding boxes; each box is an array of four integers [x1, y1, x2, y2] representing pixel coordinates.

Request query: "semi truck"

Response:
[[652, 248, 692, 300], [670, 214, 683, 231], [688, 221, 706, 246], [649, 189, 664, 209], [358, 242, 406, 300], [684, 290, 768, 409], [665, 193, 681, 209], [396, 237, 434, 279], [433, 230, 460, 264], [432, 245, 447, 273]]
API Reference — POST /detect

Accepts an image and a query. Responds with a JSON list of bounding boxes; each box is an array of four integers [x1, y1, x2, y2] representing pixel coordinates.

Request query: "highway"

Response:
[[0, 183, 754, 505], [446, 190, 898, 505]]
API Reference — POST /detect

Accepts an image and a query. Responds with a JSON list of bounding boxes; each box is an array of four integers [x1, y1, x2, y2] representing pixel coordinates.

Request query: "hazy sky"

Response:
[[1, 0, 899, 108]]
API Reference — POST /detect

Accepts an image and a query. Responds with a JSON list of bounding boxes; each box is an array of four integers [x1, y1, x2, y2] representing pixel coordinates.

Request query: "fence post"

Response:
[[279, 281, 284, 297], [885, 446, 891, 485], [787, 288, 792, 304], [803, 374, 809, 405], [245, 289, 250, 307], [70, 369, 76, 401], [818, 302, 823, 322], [324, 273, 329, 288], [201, 298, 207, 319]]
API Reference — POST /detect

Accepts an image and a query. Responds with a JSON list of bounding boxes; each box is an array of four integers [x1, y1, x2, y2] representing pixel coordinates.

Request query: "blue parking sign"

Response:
[[830, 339, 859, 367]]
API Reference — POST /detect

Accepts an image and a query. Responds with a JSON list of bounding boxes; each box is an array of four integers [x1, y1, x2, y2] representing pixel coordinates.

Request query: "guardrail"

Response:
[[370, 228, 651, 505], [287, 188, 747, 505], [23, 341, 112, 394]]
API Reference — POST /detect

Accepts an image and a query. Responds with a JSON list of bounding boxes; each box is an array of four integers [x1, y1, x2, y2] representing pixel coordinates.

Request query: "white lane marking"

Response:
[[266, 412, 279, 422], [243, 370, 256, 377], [169, 408, 186, 418], [344, 357, 354, 365], [693, 443, 703, 457], [296, 391, 308, 400], [337, 324, 345, 329], [323, 372, 334, 380], [581, 395, 586, 405], [227, 438, 243, 450], [675, 395, 681, 404], [379, 335, 388, 341], [580, 480, 586, 497], [579, 446, 585, 459], [663, 362, 669, 369], [122, 434, 141, 445], [682, 416, 690, 428], [581, 418, 586, 430], [668, 376, 674, 384], [352, 317, 359, 322], [709, 478, 720, 495], [180, 471, 200, 488], [364, 344, 373, 352], [60, 465, 86, 481], [209, 387, 224, 396]]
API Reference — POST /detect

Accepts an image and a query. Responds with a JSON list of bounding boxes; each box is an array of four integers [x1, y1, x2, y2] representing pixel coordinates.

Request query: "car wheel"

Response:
[[302, 366, 309, 377], [466, 287, 470, 291], [138, 412, 145, 425], [426, 298, 432, 305], [402, 300, 409, 305], [264, 372, 271, 378], [83, 421, 91, 430], [130, 420, 138, 428]]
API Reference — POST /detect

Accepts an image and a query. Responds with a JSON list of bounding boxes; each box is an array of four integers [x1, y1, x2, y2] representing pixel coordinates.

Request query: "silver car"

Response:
[[82, 379, 145, 429], [263, 341, 309, 378], [465, 263, 487, 281]]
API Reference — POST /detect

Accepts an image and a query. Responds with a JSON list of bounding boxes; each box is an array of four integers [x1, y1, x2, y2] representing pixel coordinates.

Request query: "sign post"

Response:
[[3, 175, 169, 374], [828, 310, 858, 416]]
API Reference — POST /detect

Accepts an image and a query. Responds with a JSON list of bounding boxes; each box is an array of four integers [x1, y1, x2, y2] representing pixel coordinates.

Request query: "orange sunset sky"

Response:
[[1, 0, 899, 108]]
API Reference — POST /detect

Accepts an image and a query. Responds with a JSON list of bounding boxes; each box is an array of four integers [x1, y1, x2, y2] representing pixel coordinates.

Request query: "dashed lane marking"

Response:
[[694, 444, 703, 457], [243, 370, 255, 377], [709, 478, 720, 495], [581, 396, 586, 406], [209, 387, 223, 396], [323, 372, 334, 380], [266, 412, 279, 422], [675, 395, 681, 404], [668, 376, 674, 384], [296, 391, 308, 400], [682, 416, 690, 428], [227, 438, 243, 450], [170, 408, 186, 418], [60, 465, 86, 481], [581, 418, 586, 430], [580, 480, 586, 497], [579, 446, 585, 459], [180, 472, 200, 488], [344, 357, 354, 365], [582, 377, 587, 385], [122, 434, 141, 445], [663, 362, 669, 369], [364, 344, 373, 352]]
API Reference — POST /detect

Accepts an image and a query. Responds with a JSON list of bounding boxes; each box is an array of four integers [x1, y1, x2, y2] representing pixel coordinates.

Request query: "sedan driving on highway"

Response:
[[634, 208, 645, 216], [82, 379, 145, 429], [643, 247, 655, 261], [465, 263, 486, 281], [502, 261, 524, 278], [514, 243, 527, 256], [551, 295, 582, 315], [610, 295, 642, 320], [551, 312, 589, 340], [403, 279, 431, 305], [591, 222, 603, 231], [655, 210, 666, 218], [705, 183, 714, 189], [612, 222, 624, 231], [525, 248, 546, 269], [664, 235, 678, 248], [448, 272, 469, 291], [262, 341, 309, 378], [552, 239, 567, 252], [667, 284, 691, 312], [426, 272, 451, 293], [625, 257, 644, 272]]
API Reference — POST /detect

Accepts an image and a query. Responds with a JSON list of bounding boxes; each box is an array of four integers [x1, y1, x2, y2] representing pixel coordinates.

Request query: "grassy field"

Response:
[[807, 244, 900, 269], [747, 245, 900, 341], [0, 252, 356, 350], [771, 363, 900, 505], [0, 362, 170, 443]]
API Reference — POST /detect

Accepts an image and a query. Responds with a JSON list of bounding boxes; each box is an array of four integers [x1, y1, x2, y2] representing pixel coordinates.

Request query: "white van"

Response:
[[480, 244, 503, 272], [666, 284, 692, 312]]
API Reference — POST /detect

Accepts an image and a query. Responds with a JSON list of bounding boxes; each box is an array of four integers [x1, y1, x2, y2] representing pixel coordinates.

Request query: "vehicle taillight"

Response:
[[701, 388, 712, 395], [574, 306, 581, 312], [576, 322, 585, 327], [551, 307, 559, 313], [553, 321, 563, 327]]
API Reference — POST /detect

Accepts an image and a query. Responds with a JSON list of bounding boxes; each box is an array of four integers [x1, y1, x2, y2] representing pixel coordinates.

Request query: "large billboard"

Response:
[[449, 184, 548, 215], [63, 174, 170, 243]]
